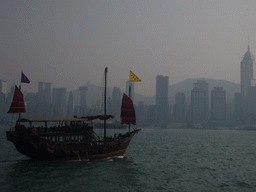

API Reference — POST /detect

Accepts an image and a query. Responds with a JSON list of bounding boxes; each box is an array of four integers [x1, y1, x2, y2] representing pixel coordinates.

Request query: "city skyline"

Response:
[[0, 76, 240, 106], [2, 1, 256, 96], [0, 74, 248, 127]]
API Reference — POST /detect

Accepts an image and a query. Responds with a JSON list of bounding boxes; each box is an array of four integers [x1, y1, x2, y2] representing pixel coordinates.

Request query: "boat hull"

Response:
[[6, 130, 139, 161]]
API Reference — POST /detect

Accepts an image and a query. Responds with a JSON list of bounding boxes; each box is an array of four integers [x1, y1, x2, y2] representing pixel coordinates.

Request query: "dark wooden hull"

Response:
[[6, 129, 140, 161]]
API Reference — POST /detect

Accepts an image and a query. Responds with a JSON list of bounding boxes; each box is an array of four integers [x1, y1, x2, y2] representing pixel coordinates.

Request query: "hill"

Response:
[[167, 78, 240, 104], [72, 78, 240, 107]]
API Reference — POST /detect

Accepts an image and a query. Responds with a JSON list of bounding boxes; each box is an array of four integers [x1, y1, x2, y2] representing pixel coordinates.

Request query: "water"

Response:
[[1, 126, 256, 191]]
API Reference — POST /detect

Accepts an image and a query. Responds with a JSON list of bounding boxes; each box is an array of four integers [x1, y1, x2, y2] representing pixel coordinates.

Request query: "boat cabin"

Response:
[[12, 118, 95, 143]]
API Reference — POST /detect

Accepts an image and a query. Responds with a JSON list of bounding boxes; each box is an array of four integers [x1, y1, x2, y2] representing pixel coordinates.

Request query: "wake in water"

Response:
[[2, 128, 256, 191]]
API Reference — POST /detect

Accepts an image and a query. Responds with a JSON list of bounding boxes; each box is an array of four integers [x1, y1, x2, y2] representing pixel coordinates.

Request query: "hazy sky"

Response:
[[1, 0, 256, 96]]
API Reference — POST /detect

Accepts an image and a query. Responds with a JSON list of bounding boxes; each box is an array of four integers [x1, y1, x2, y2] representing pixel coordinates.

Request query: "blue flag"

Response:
[[21, 72, 30, 83]]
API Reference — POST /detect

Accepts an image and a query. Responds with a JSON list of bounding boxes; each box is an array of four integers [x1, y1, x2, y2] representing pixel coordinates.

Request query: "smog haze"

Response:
[[1, 1, 256, 96]]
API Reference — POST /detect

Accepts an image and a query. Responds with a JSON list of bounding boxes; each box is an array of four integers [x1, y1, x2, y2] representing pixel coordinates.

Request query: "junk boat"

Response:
[[6, 68, 140, 160]]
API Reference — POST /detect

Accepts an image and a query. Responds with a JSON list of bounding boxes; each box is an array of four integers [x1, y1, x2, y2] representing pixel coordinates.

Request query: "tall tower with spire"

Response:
[[240, 45, 254, 102]]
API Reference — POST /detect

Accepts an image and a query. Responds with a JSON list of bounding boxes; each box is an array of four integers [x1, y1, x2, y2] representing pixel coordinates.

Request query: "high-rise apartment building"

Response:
[[36, 82, 52, 118], [107, 96, 113, 115], [0, 80, 7, 121], [137, 101, 145, 125], [52, 88, 67, 118], [211, 87, 226, 125], [191, 80, 209, 123], [0, 80, 7, 95], [146, 105, 156, 126], [79, 86, 88, 116], [0, 92, 6, 121], [247, 86, 256, 124], [156, 75, 169, 127], [38, 82, 51, 103], [126, 81, 134, 101], [233, 92, 243, 125], [112, 87, 121, 116], [67, 91, 74, 118], [174, 92, 186, 123]]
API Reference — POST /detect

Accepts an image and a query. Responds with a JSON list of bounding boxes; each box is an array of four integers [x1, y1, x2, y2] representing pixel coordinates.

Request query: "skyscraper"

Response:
[[156, 75, 169, 127], [146, 105, 156, 126], [240, 45, 254, 102], [38, 82, 51, 103], [137, 101, 145, 125], [174, 92, 186, 123], [211, 87, 226, 125], [0, 92, 5, 122], [233, 92, 243, 125], [79, 86, 88, 116], [191, 80, 209, 123], [37, 82, 52, 118], [240, 45, 255, 124], [0, 80, 7, 95], [0, 80, 7, 121], [52, 88, 66, 118], [126, 81, 134, 101], [247, 86, 256, 124], [67, 91, 74, 118], [112, 87, 121, 116]]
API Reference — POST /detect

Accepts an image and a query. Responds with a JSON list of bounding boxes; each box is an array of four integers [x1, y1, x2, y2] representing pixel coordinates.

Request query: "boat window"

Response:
[[65, 136, 70, 142], [71, 136, 78, 142]]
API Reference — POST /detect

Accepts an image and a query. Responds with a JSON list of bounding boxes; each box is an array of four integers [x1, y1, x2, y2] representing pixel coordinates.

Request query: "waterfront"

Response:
[[1, 126, 256, 191]]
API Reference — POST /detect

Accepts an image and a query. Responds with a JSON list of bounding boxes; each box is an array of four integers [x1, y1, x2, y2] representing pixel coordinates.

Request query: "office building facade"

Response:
[[52, 88, 67, 118], [38, 82, 51, 103], [126, 81, 134, 101], [79, 86, 88, 116], [67, 91, 74, 118], [211, 87, 226, 125], [174, 92, 186, 123], [240, 45, 254, 101], [112, 87, 121, 116], [156, 75, 169, 127], [191, 80, 209, 123]]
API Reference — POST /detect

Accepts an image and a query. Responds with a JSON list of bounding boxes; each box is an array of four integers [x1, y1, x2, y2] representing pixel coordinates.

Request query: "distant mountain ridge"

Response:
[[72, 78, 240, 107], [133, 78, 239, 105], [167, 78, 239, 104]]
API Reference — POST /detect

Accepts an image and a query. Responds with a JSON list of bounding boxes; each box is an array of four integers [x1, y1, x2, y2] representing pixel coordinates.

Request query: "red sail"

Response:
[[7, 85, 25, 113], [121, 93, 136, 125]]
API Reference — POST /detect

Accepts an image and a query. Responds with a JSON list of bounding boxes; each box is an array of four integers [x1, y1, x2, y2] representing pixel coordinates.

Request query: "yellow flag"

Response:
[[130, 70, 141, 82]]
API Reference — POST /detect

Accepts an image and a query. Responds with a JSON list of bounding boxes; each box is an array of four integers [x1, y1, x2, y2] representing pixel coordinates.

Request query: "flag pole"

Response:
[[19, 71, 22, 91], [19, 71, 30, 121], [19, 71, 22, 121], [128, 70, 141, 131]]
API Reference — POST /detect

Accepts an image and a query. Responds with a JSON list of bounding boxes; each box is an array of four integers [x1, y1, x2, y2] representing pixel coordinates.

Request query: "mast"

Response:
[[127, 70, 140, 132], [19, 72, 30, 122], [128, 83, 131, 132], [104, 67, 107, 143], [18, 86, 21, 123], [19, 74, 22, 122]]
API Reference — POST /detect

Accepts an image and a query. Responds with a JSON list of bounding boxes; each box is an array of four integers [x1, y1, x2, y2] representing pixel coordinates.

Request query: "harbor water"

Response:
[[1, 125, 256, 191]]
